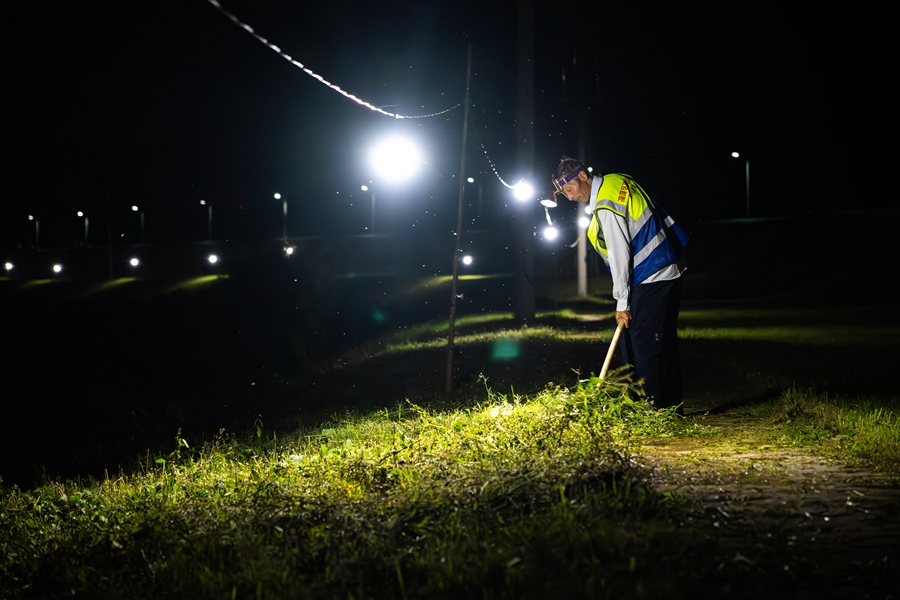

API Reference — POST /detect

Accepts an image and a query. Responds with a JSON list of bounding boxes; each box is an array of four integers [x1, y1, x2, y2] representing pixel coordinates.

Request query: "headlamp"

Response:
[[552, 166, 583, 196]]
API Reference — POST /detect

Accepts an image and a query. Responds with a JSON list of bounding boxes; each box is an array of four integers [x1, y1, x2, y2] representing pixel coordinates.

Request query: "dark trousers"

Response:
[[619, 277, 683, 409]]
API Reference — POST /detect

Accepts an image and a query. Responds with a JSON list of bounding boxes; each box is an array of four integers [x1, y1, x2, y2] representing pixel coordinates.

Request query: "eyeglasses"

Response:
[[551, 166, 583, 197]]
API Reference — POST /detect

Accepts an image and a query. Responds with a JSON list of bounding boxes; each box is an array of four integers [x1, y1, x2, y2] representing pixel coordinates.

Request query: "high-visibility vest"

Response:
[[586, 174, 689, 285]]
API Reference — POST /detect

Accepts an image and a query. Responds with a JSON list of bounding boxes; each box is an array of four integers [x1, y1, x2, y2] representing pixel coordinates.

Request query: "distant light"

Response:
[[731, 151, 740, 158], [587, 166, 593, 173], [578, 216, 590, 228], [584, 204, 592, 215], [461, 254, 473, 266], [283, 245, 295, 256], [28, 215, 35, 221], [131, 205, 139, 212], [208, 254, 219, 264], [52, 264, 63, 274], [360, 185, 369, 192], [77, 211, 85, 217], [466, 177, 475, 183], [512, 181, 534, 202], [543, 226, 559, 240], [4, 262, 13, 271], [129, 257, 140, 267], [200, 199, 208, 206]]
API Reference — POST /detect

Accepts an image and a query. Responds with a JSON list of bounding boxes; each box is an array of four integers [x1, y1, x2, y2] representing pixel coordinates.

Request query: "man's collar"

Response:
[[589, 175, 602, 210]]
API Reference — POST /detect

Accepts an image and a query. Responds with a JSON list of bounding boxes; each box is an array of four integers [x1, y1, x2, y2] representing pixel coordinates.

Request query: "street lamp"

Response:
[[732, 151, 750, 217], [77, 211, 89, 246], [368, 135, 424, 184], [199, 200, 212, 240], [360, 184, 376, 231], [131, 205, 145, 242], [275, 192, 287, 239], [512, 180, 535, 202], [28, 215, 39, 249], [366, 134, 425, 230]]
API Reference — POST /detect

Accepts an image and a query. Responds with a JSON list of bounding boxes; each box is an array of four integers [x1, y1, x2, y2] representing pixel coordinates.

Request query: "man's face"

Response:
[[560, 170, 592, 204]]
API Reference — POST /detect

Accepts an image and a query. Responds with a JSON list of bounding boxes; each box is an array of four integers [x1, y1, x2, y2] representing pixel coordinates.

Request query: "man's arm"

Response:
[[597, 208, 632, 322]]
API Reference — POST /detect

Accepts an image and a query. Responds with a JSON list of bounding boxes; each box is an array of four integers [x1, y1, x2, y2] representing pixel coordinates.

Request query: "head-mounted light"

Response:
[[552, 166, 583, 196]]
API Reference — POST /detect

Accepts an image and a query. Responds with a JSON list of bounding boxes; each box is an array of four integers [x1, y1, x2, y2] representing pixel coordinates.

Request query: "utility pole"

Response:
[[445, 45, 472, 393], [514, 0, 536, 324]]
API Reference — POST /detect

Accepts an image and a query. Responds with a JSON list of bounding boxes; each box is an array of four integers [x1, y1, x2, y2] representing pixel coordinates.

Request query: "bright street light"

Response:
[[512, 181, 534, 202], [364, 135, 424, 230], [461, 254, 473, 266], [368, 135, 424, 184], [543, 226, 559, 240]]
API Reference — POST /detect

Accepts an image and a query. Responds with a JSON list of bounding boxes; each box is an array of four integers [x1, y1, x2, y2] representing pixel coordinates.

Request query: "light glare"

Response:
[[369, 136, 423, 184], [512, 181, 534, 201]]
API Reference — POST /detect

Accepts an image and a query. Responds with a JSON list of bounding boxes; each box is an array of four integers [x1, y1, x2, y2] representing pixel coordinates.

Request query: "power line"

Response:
[[205, 0, 460, 120]]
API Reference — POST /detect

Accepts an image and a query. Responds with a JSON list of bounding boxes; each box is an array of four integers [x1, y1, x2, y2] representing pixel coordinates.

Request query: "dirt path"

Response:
[[638, 414, 900, 596]]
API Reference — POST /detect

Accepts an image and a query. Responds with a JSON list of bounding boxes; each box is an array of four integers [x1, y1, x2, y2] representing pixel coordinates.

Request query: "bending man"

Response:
[[553, 156, 689, 411]]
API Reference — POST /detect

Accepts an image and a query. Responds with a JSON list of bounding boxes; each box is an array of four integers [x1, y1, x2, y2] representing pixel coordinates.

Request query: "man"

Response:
[[553, 156, 689, 411]]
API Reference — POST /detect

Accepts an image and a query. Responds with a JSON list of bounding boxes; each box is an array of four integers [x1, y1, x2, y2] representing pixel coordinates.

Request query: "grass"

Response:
[[1, 377, 701, 600], [732, 390, 900, 472], [2, 297, 899, 598]]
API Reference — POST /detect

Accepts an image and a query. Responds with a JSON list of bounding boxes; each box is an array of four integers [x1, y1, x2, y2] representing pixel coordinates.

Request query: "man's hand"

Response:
[[615, 310, 632, 329]]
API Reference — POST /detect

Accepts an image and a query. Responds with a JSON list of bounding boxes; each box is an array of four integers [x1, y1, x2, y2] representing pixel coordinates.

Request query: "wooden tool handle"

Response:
[[599, 321, 624, 380]]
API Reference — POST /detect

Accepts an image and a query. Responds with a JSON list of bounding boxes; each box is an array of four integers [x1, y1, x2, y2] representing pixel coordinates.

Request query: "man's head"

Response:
[[553, 155, 593, 204]]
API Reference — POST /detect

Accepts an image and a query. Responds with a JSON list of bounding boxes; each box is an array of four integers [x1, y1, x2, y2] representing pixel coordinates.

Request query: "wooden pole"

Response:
[[599, 322, 624, 380]]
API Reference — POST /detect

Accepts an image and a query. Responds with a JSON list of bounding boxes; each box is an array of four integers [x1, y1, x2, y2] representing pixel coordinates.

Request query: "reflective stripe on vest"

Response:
[[586, 174, 688, 285]]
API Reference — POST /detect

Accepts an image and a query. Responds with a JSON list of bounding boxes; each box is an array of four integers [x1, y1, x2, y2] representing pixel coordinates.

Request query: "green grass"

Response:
[[731, 390, 900, 472], [2, 302, 898, 599], [1, 378, 701, 600]]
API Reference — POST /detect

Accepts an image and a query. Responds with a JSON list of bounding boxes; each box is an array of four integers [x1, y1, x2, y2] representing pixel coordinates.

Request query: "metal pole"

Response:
[[745, 159, 750, 217], [446, 44, 472, 393]]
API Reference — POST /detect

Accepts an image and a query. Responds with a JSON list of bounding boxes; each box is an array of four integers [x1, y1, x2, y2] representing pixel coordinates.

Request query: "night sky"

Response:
[[2, 1, 878, 249]]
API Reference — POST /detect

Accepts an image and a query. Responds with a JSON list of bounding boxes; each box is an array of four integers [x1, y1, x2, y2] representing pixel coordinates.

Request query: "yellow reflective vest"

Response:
[[586, 174, 688, 285]]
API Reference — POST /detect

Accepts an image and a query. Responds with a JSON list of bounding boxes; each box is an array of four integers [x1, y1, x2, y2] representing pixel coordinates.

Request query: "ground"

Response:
[[639, 412, 900, 597]]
